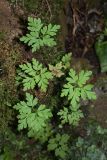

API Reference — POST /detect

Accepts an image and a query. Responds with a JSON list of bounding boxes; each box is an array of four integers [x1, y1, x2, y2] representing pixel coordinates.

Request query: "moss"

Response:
[[0, 41, 22, 132], [8, 0, 63, 22], [0, 32, 6, 41], [24, 0, 63, 21]]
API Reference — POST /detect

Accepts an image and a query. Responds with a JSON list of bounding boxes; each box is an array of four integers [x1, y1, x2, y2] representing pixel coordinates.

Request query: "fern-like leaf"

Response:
[[20, 17, 60, 52], [48, 133, 70, 159], [61, 53, 72, 69], [58, 106, 84, 126], [17, 58, 53, 92], [61, 69, 96, 107], [13, 93, 52, 135]]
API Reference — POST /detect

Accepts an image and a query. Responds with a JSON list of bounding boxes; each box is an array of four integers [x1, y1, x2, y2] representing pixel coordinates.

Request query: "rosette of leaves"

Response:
[[61, 69, 96, 107], [13, 93, 52, 137], [20, 17, 60, 52], [48, 133, 70, 159], [17, 58, 53, 92]]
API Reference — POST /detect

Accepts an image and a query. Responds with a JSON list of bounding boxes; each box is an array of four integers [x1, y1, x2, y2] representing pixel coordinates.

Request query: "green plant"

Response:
[[33, 124, 53, 142], [17, 58, 53, 92], [16, 56, 96, 128], [61, 69, 96, 107], [61, 52, 72, 69], [0, 31, 5, 41], [0, 147, 14, 160], [20, 17, 60, 52], [48, 133, 70, 159], [12, 15, 99, 160], [70, 123, 107, 160], [75, 138, 106, 160], [58, 105, 84, 126], [95, 22, 107, 73], [13, 93, 52, 138], [57, 69, 96, 126]]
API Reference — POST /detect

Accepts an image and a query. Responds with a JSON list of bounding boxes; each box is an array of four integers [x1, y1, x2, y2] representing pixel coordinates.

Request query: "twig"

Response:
[[72, 8, 79, 37], [45, 0, 52, 19]]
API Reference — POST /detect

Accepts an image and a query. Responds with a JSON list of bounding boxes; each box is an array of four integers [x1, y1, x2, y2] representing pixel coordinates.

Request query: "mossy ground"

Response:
[[0, 0, 64, 159]]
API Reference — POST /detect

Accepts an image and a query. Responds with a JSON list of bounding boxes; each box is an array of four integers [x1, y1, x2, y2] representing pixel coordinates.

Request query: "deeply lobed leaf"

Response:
[[13, 93, 52, 135], [20, 17, 60, 52], [17, 58, 53, 92]]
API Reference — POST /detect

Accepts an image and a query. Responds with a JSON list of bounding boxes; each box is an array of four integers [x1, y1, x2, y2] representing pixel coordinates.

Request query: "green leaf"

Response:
[[13, 93, 52, 136], [17, 58, 53, 92], [95, 32, 107, 72], [69, 69, 78, 82], [26, 93, 38, 107], [61, 69, 96, 108], [48, 143, 58, 150], [20, 17, 60, 52], [48, 133, 70, 159], [61, 53, 72, 69], [78, 70, 92, 87], [61, 69, 96, 126]]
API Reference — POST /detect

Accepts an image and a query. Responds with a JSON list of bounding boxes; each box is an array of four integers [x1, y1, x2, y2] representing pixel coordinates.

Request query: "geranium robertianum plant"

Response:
[[13, 17, 97, 160]]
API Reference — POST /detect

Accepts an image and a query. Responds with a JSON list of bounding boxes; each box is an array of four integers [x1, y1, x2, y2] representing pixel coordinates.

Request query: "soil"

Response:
[[0, 0, 22, 43], [90, 94, 107, 127]]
